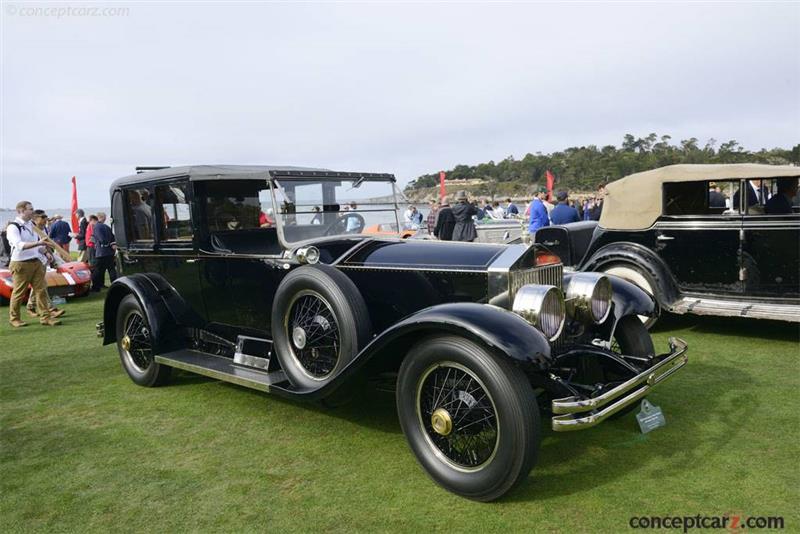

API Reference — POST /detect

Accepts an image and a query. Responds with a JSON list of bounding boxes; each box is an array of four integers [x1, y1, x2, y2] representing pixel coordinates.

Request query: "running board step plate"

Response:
[[671, 297, 800, 322], [156, 349, 287, 392]]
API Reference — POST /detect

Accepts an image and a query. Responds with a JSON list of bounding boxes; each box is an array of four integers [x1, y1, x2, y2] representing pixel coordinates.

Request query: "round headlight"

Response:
[[565, 273, 612, 324], [295, 246, 320, 265], [512, 285, 566, 341]]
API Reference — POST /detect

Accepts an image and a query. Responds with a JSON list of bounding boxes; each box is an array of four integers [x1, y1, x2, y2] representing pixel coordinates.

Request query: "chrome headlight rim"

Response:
[[295, 246, 320, 265], [566, 273, 612, 324], [512, 284, 566, 341]]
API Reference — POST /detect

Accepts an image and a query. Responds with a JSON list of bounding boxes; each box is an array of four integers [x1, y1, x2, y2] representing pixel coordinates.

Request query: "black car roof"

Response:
[[109, 164, 334, 190], [110, 165, 397, 191]]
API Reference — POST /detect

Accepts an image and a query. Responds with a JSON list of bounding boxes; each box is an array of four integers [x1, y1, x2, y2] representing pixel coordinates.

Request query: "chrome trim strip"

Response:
[[654, 223, 740, 230], [671, 297, 800, 322], [551, 337, 688, 431], [335, 264, 488, 274], [655, 221, 800, 230]]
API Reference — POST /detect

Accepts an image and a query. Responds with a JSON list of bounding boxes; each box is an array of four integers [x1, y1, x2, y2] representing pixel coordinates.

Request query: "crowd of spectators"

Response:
[[422, 184, 606, 242]]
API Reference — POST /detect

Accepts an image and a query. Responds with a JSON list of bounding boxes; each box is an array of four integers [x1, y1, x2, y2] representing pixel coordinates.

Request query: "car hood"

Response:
[[339, 239, 510, 271]]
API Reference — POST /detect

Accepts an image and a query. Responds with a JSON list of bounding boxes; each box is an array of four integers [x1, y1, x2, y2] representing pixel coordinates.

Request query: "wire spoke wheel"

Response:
[[122, 310, 153, 372], [286, 290, 341, 379], [416, 362, 499, 470]]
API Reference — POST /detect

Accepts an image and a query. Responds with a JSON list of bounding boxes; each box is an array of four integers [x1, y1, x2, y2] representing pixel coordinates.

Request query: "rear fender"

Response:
[[102, 273, 204, 352]]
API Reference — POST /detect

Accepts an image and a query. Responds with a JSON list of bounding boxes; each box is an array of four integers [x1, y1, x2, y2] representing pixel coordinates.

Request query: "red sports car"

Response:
[[0, 261, 92, 304]]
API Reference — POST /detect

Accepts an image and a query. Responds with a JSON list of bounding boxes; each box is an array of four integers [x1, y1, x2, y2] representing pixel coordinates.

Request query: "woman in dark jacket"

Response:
[[451, 190, 478, 242]]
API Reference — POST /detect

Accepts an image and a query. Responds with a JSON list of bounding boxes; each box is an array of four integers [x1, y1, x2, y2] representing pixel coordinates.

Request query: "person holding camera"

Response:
[[5, 201, 61, 327]]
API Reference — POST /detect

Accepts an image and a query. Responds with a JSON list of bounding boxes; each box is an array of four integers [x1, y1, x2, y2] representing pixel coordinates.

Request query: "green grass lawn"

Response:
[[1, 295, 798, 532]]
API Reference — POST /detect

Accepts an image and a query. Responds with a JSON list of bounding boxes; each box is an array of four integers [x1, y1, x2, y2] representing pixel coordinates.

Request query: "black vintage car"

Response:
[[535, 164, 800, 326], [98, 165, 688, 501]]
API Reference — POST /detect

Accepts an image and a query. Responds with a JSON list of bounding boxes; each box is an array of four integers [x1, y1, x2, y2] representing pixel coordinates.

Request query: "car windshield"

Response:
[[270, 177, 401, 245]]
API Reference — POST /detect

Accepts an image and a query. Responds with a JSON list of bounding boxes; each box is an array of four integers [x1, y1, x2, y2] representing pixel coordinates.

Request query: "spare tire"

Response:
[[271, 264, 371, 389]]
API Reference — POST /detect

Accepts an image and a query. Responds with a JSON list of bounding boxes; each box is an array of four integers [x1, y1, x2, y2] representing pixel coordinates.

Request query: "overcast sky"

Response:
[[1, 1, 798, 209]]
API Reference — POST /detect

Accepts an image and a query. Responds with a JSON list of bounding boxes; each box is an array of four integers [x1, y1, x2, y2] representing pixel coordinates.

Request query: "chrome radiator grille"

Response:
[[509, 263, 563, 303]]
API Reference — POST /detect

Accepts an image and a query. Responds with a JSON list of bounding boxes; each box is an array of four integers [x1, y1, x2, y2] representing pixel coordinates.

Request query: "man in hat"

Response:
[[550, 190, 581, 225], [5, 201, 62, 327], [451, 190, 478, 242], [433, 197, 456, 241], [526, 187, 550, 233]]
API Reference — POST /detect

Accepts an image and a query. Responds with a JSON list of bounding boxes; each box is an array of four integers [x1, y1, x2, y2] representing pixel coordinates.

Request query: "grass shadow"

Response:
[[505, 360, 755, 502], [652, 313, 800, 343]]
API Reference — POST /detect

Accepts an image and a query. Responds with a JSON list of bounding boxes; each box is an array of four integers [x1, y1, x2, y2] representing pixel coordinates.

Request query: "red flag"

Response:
[[439, 171, 446, 201], [545, 170, 555, 202], [70, 176, 79, 232]]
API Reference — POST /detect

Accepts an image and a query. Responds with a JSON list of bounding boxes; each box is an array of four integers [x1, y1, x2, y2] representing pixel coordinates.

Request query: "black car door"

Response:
[[740, 179, 800, 300], [117, 185, 160, 277], [195, 179, 285, 332], [654, 180, 743, 295], [153, 181, 207, 320]]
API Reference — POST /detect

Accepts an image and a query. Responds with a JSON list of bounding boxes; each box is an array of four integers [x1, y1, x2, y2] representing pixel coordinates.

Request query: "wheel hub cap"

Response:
[[292, 327, 307, 350], [121, 335, 131, 352], [431, 408, 453, 436]]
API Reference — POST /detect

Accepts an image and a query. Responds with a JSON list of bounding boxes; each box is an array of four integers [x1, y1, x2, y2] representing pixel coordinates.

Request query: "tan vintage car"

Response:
[[535, 164, 800, 326]]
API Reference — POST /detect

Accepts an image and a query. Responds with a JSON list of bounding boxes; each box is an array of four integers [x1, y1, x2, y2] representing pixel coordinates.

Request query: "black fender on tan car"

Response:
[[580, 242, 679, 312]]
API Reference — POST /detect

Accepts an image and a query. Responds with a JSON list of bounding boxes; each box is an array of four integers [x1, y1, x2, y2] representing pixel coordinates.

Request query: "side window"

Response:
[[743, 177, 800, 216], [156, 183, 193, 241], [663, 180, 739, 216], [125, 187, 154, 242], [204, 182, 262, 231]]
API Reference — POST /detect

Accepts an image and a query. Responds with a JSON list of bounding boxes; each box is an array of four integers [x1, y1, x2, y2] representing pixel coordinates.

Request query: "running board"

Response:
[[155, 350, 288, 392], [671, 297, 800, 322]]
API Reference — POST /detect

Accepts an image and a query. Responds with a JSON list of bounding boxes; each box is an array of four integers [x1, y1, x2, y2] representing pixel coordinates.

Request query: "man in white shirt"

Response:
[[5, 200, 60, 327]]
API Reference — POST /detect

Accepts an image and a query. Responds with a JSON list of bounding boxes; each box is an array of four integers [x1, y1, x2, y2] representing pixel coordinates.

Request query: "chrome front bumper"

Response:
[[551, 337, 688, 432]]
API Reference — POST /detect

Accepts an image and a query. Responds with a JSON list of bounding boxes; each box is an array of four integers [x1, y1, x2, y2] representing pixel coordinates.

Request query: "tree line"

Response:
[[404, 134, 800, 197]]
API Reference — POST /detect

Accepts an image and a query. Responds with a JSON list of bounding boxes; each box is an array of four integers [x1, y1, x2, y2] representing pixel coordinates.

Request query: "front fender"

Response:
[[273, 302, 553, 399], [371, 302, 553, 367]]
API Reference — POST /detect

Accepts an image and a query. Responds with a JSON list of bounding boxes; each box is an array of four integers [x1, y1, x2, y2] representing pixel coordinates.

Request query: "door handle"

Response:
[[185, 259, 197, 264], [656, 235, 674, 241]]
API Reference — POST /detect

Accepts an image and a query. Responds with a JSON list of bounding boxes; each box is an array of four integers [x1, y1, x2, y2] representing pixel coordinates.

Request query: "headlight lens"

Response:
[[565, 273, 612, 324], [512, 284, 566, 341], [295, 246, 320, 265]]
